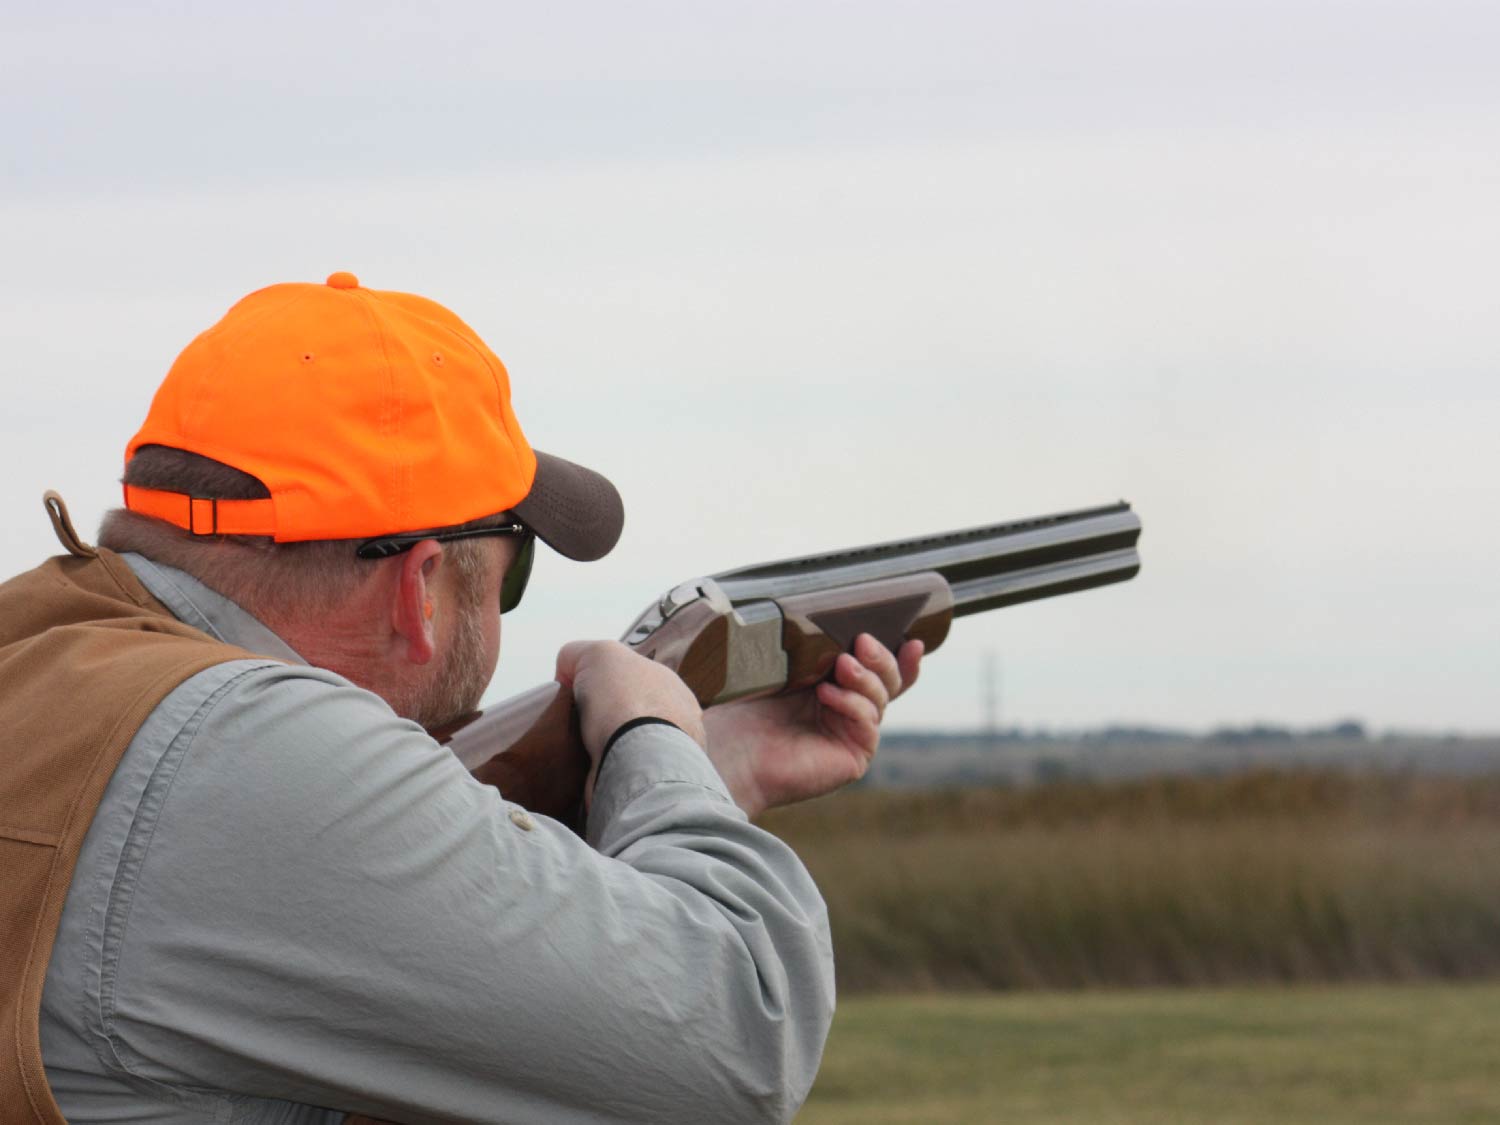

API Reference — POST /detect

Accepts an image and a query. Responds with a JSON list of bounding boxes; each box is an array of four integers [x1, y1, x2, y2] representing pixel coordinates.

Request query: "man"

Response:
[[0, 273, 921, 1124]]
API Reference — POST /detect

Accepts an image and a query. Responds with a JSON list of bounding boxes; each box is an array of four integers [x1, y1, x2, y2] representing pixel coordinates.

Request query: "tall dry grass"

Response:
[[759, 772, 1500, 991]]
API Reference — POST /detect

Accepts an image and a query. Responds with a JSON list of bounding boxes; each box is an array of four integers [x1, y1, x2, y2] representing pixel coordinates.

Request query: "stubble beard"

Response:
[[397, 551, 496, 731], [407, 602, 492, 731]]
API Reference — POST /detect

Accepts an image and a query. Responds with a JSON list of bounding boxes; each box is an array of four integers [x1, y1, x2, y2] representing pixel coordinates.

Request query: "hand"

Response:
[[555, 640, 707, 806], [702, 634, 923, 817]]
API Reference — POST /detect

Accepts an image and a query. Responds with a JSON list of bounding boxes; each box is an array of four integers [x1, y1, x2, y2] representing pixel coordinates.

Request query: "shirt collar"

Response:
[[121, 553, 305, 664]]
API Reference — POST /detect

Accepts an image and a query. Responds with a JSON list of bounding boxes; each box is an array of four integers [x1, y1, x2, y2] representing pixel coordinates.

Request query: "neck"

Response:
[[264, 594, 397, 706]]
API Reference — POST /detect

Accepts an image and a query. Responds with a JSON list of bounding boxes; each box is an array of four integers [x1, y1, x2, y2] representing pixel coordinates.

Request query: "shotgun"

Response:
[[435, 501, 1143, 826], [344, 502, 1141, 1123]]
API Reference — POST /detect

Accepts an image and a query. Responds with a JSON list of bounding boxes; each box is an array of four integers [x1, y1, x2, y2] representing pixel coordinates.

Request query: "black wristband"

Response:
[[597, 717, 683, 779]]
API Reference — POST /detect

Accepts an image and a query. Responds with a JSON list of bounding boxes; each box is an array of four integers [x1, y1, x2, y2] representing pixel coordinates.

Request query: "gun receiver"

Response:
[[438, 502, 1141, 827]]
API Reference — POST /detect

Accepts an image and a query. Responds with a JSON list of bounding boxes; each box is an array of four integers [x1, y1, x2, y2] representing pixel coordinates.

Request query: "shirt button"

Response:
[[509, 808, 536, 832]]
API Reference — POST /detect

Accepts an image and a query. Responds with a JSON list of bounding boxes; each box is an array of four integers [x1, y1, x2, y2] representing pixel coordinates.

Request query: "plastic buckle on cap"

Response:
[[189, 497, 218, 536]]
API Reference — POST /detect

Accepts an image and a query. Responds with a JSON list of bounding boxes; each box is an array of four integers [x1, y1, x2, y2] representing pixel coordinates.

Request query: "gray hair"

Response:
[[99, 447, 498, 620]]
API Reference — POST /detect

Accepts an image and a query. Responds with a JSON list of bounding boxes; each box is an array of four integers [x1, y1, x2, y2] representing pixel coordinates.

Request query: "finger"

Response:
[[815, 681, 882, 748], [894, 639, 924, 699], [554, 639, 606, 687], [554, 641, 583, 686], [852, 633, 903, 702], [835, 651, 891, 718]]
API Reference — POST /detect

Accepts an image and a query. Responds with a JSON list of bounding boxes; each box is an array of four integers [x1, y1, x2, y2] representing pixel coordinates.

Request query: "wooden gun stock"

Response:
[[438, 682, 588, 823]]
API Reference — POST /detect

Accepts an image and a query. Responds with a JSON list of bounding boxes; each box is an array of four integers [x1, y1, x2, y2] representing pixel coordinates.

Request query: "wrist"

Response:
[[598, 716, 682, 779], [700, 721, 769, 817]]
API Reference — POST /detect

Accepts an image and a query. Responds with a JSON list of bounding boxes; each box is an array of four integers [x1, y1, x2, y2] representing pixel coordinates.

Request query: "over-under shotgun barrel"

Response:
[[711, 502, 1140, 613]]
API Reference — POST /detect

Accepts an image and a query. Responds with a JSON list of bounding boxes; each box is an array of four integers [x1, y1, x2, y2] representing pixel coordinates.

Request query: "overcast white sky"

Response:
[[3, 2, 1496, 733]]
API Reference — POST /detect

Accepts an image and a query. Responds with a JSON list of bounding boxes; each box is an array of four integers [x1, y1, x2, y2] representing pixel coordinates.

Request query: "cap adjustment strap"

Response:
[[124, 485, 279, 538]]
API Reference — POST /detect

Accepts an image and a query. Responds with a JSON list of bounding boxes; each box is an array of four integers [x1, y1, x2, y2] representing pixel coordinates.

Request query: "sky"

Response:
[[2, 2, 1496, 733]]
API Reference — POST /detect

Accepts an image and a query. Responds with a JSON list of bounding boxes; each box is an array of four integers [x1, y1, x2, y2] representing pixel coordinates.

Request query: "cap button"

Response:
[[326, 271, 360, 289]]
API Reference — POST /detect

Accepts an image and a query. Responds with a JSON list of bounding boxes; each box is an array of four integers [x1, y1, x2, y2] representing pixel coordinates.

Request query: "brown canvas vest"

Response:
[[0, 497, 255, 1124]]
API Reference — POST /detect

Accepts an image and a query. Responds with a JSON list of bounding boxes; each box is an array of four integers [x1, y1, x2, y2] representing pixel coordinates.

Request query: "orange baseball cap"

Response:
[[124, 272, 623, 561]]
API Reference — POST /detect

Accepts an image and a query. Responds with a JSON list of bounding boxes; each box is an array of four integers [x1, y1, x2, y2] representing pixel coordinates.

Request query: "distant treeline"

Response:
[[890, 719, 1375, 745], [761, 771, 1500, 993], [870, 727, 1500, 789]]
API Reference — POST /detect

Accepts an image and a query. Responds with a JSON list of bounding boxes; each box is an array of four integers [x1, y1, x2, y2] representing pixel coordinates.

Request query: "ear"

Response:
[[390, 540, 444, 665]]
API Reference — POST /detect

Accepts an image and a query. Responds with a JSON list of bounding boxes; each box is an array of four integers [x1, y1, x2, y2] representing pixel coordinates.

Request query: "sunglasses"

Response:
[[355, 522, 536, 614]]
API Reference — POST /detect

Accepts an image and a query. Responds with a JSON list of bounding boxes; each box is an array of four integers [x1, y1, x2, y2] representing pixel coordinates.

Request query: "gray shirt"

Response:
[[39, 555, 834, 1124]]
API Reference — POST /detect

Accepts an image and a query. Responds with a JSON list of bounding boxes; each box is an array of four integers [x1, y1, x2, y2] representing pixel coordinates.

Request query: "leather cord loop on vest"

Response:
[[43, 492, 97, 559]]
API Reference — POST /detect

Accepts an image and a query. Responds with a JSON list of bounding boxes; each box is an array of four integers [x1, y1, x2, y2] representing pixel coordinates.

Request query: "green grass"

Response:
[[800, 983, 1500, 1124]]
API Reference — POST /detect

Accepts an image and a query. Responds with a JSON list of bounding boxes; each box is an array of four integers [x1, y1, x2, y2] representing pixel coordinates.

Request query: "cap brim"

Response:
[[512, 450, 625, 561]]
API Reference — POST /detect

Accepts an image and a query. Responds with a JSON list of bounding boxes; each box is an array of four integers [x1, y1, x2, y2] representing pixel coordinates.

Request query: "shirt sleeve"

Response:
[[99, 662, 834, 1124]]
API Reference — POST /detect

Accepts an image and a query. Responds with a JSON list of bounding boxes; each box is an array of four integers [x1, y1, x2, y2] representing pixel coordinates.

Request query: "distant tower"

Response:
[[982, 649, 1000, 749]]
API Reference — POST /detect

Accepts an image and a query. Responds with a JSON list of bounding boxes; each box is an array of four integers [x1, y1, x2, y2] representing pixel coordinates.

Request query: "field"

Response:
[[760, 772, 1500, 1120], [759, 772, 1500, 992], [798, 984, 1500, 1124]]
